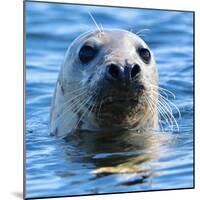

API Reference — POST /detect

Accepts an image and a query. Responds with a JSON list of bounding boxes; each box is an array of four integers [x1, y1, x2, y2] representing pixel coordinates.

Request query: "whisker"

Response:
[[93, 95, 100, 117], [148, 94, 175, 132], [145, 95, 164, 132], [88, 11, 102, 33], [146, 84, 181, 131], [88, 95, 98, 116], [135, 28, 150, 37], [97, 96, 103, 119], [157, 101, 174, 128], [158, 93, 181, 119], [60, 79, 86, 86], [59, 89, 89, 112], [63, 86, 88, 96], [161, 106, 179, 132], [58, 92, 94, 130], [157, 103, 173, 132], [52, 96, 84, 127], [150, 92, 173, 114], [156, 95, 179, 132], [100, 24, 104, 33], [148, 83, 176, 99], [144, 95, 155, 117], [53, 89, 90, 126], [74, 93, 97, 129]]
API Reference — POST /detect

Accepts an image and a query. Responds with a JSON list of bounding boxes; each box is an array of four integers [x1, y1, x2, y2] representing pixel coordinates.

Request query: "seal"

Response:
[[50, 29, 159, 138]]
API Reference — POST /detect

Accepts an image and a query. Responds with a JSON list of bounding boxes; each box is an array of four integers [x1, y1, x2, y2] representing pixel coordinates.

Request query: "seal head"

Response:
[[50, 29, 159, 137]]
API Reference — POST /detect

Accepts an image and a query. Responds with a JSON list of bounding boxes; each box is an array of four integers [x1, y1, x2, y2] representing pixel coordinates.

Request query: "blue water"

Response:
[[25, 2, 194, 199]]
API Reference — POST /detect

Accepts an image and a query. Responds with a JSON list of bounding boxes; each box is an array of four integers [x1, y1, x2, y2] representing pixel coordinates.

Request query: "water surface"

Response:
[[25, 2, 194, 199]]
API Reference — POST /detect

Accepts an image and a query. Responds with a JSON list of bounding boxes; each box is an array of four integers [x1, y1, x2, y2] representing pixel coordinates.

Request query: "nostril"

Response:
[[108, 64, 120, 79], [131, 64, 141, 78]]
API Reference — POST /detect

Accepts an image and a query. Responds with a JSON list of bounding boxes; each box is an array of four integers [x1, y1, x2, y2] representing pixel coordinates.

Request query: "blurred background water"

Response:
[[25, 1, 194, 199]]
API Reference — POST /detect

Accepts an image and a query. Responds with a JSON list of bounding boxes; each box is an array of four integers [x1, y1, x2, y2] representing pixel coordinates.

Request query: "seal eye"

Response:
[[79, 45, 97, 63], [138, 48, 151, 64]]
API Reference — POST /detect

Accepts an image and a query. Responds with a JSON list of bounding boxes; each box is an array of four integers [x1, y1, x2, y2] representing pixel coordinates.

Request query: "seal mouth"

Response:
[[84, 94, 140, 114], [98, 82, 145, 107], [100, 96, 139, 107]]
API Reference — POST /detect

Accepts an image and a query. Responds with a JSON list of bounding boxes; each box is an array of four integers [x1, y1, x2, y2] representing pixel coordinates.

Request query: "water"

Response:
[[25, 1, 194, 199]]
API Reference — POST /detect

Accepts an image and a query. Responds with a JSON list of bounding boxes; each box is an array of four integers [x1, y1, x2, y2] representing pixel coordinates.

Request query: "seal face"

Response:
[[50, 29, 159, 138]]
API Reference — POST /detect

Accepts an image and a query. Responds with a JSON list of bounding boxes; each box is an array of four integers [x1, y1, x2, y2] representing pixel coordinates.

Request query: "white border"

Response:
[[0, 0, 199, 199]]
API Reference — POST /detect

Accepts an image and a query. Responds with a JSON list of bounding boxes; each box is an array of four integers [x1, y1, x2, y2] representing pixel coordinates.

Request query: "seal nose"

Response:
[[106, 63, 141, 81], [129, 64, 141, 79], [107, 64, 122, 80]]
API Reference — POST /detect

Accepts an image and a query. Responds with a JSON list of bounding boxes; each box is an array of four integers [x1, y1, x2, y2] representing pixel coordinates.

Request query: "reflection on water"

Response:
[[25, 1, 194, 199], [56, 130, 172, 191], [64, 130, 170, 175]]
